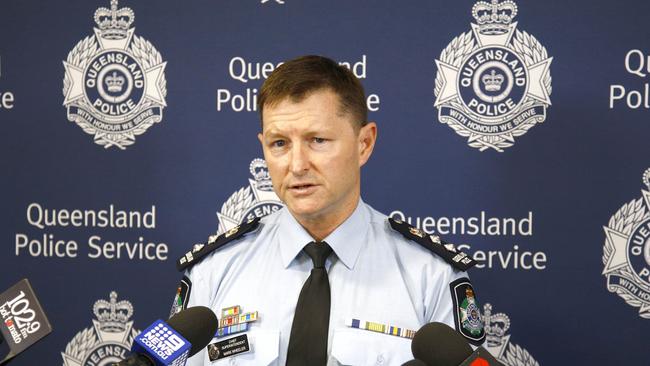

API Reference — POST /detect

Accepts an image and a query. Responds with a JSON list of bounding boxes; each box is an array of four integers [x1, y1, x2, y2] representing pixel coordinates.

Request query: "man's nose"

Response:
[[289, 143, 310, 175]]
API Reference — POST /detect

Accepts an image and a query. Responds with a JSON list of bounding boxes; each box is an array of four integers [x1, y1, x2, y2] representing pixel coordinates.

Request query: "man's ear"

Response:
[[358, 122, 377, 167]]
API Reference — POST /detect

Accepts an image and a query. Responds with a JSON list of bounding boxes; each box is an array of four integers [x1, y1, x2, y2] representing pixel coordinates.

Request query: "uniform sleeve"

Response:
[[423, 266, 466, 326], [423, 265, 486, 347], [169, 266, 212, 366]]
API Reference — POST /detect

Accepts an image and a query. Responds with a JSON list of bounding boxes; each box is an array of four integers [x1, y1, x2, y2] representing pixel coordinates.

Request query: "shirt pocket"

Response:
[[330, 328, 412, 366], [208, 329, 280, 366]]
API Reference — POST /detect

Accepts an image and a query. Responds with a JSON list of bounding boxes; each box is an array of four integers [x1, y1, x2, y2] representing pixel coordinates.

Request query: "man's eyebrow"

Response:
[[263, 122, 336, 138], [262, 129, 284, 138]]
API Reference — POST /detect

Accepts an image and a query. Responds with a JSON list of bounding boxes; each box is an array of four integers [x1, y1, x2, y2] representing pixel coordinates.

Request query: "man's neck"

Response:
[[294, 198, 360, 242]]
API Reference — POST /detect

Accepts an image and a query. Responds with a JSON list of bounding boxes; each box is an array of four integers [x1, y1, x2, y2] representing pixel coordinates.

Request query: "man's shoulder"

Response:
[[176, 210, 281, 272], [364, 203, 476, 271]]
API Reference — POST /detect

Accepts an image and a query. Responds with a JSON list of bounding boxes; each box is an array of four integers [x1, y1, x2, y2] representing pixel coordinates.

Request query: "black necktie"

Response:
[[286, 241, 333, 366]]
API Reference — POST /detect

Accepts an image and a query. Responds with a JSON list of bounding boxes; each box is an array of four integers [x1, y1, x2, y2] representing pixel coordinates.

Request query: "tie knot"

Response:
[[303, 242, 332, 268]]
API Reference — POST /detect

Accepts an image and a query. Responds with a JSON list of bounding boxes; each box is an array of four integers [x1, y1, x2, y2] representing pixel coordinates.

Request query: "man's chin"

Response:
[[286, 205, 323, 220]]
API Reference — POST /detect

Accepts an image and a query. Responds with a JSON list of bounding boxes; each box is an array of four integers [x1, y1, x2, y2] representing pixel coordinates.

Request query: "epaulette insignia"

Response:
[[176, 217, 261, 271], [388, 218, 477, 271]]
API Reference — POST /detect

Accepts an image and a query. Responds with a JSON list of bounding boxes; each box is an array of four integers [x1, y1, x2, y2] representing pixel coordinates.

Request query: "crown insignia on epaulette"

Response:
[[94, 0, 135, 40], [472, 0, 518, 35], [409, 227, 425, 238], [93, 291, 134, 332], [207, 218, 259, 245], [483, 303, 511, 347], [207, 224, 241, 244], [224, 225, 240, 238]]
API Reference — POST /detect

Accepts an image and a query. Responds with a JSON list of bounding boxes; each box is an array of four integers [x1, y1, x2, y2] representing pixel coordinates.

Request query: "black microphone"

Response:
[[0, 279, 53, 365], [113, 306, 218, 366], [164, 306, 218, 358], [408, 322, 502, 366]]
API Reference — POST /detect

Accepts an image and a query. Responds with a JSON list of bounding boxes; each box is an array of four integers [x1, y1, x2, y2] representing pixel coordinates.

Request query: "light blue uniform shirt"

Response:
[[184, 200, 470, 366]]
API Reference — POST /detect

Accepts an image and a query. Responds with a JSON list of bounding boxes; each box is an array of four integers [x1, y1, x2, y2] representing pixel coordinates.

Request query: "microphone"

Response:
[[113, 306, 218, 366], [401, 359, 428, 366], [408, 322, 502, 366], [0, 279, 53, 365]]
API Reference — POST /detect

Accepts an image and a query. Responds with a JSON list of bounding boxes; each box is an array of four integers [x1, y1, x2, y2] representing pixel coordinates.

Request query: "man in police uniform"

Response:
[[172, 55, 484, 366]]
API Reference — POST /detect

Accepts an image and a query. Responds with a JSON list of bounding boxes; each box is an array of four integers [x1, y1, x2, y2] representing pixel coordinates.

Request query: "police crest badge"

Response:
[[63, 0, 167, 149], [216, 159, 284, 234], [483, 303, 539, 366], [62, 292, 140, 365], [169, 276, 192, 318], [434, 0, 552, 152], [450, 278, 485, 346], [603, 168, 650, 318]]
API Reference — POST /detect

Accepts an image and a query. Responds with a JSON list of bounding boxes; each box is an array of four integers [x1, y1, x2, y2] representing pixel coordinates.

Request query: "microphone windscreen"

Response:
[[411, 322, 473, 366], [402, 359, 428, 366], [167, 306, 218, 357]]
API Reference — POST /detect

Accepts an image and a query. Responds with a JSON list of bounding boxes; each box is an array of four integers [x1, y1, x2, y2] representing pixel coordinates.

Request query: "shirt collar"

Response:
[[278, 199, 368, 270]]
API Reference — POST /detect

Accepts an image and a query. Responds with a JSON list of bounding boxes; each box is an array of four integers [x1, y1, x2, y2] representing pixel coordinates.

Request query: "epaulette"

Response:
[[176, 217, 261, 272], [388, 217, 477, 271]]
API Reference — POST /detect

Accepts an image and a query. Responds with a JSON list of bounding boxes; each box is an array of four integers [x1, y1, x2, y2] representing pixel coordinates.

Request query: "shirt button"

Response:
[[376, 353, 385, 365]]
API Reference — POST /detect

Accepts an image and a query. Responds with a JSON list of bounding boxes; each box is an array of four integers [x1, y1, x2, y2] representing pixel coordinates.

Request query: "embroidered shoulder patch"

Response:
[[449, 277, 485, 346], [176, 217, 261, 271], [388, 217, 477, 271], [169, 276, 191, 318]]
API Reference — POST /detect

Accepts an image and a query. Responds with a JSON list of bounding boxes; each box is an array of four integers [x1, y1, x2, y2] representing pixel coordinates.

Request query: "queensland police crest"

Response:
[[61, 292, 140, 366], [603, 169, 650, 318], [216, 158, 284, 234], [483, 303, 539, 366], [434, 0, 552, 152], [63, 0, 167, 149]]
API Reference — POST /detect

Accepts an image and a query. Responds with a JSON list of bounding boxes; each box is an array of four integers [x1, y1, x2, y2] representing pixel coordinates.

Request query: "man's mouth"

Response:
[[288, 183, 317, 193]]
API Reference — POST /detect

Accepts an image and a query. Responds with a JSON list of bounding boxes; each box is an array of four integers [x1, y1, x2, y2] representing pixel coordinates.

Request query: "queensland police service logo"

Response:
[[603, 169, 650, 318], [459, 287, 484, 340], [216, 159, 284, 234], [62, 292, 140, 366], [434, 0, 552, 152], [63, 0, 167, 149], [483, 303, 539, 366]]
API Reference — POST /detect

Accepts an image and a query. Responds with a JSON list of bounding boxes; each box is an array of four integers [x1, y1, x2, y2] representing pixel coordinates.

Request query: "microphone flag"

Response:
[[131, 319, 191, 366], [0, 279, 53, 364], [459, 346, 503, 366]]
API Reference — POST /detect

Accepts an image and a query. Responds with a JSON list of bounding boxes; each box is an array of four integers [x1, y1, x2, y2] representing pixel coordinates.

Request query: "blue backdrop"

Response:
[[2, 0, 649, 365]]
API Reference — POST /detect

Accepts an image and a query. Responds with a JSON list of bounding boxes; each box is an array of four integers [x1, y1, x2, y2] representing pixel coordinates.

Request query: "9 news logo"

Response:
[[139, 322, 186, 358]]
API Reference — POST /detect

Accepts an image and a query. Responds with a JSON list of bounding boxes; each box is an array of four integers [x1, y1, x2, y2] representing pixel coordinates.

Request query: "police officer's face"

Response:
[[259, 89, 376, 227]]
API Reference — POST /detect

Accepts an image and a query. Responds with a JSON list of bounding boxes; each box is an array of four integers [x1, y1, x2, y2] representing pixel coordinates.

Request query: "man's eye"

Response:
[[313, 137, 326, 144], [271, 140, 286, 148]]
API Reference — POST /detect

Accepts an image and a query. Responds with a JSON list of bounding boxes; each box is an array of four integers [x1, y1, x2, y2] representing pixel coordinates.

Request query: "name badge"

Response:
[[208, 334, 251, 361]]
